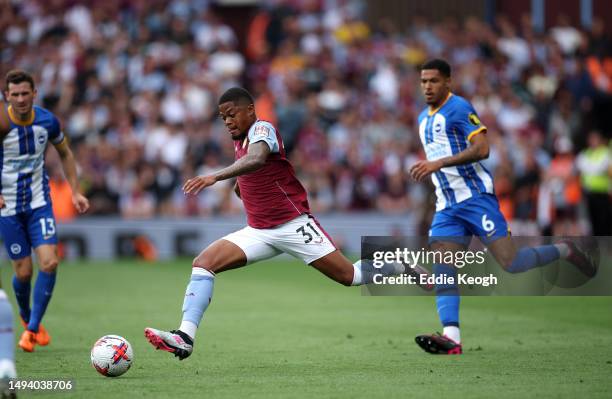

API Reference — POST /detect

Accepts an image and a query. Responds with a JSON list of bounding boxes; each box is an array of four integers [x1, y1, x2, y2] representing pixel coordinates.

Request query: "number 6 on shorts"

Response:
[[481, 214, 495, 232]]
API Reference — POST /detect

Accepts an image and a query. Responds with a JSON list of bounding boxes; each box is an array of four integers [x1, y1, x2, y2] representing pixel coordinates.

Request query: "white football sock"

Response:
[[179, 321, 198, 340], [554, 243, 570, 259], [443, 326, 461, 344], [350, 260, 406, 286], [351, 260, 363, 286]]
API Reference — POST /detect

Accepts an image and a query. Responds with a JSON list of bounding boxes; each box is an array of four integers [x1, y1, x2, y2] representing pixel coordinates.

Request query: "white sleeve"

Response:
[[248, 121, 279, 153]]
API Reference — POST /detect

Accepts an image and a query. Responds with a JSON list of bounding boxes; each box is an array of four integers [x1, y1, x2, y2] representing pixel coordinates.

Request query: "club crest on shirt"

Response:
[[253, 124, 271, 138], [10, 244, 21, 255], [468, 113, 481, 126]]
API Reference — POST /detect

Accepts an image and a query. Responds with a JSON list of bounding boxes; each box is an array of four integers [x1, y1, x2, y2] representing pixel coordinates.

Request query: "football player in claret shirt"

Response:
[[0, 70, 90, 353], [409, 59, 597, 355], [144, 87, 421, 360]]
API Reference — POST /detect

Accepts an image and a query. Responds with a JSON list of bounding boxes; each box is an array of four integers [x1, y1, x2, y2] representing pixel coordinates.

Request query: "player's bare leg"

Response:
[[34, 245, 59, 274], [309, 250, 355, 286], [145, 239, 248, 360], [192, 238, 248, 274], [485, 236, 516, 270], [11, 257, 33, 284], [415, 241, 464, 355], [310, 249, 430, 287]]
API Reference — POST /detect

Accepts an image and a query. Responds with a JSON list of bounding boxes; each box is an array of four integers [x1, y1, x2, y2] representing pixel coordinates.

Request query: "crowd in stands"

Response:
[[2, 0, 610, 235]]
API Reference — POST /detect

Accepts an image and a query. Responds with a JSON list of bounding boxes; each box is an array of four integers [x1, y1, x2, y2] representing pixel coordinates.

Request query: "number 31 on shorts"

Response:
[[296, 222, 324, 244]]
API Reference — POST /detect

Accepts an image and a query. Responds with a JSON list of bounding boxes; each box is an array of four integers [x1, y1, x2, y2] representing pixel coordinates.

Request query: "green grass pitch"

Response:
[[3, 258, 612, 398]]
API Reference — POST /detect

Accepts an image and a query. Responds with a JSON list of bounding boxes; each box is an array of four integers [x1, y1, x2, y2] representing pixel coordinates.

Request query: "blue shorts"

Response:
[[0, 203, 58, 260], [429, 194, 509, 246]]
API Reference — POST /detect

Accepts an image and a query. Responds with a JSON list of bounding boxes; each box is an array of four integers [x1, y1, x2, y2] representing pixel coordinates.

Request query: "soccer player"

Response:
[[144, 87, 416, 360], [409, 59, 597, 355], [0, 99, 17, 396], [0, 70, 89, 352]]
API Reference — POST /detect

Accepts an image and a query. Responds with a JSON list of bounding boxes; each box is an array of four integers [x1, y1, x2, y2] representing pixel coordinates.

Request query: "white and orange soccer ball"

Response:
[[90, 335, 134, 377]]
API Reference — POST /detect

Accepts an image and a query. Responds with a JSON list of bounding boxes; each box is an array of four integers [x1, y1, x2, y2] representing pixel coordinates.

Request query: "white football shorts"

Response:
[[222, 214, 337, 264]]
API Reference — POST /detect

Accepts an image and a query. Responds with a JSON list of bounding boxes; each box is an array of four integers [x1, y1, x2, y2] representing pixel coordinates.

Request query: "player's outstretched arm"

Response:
[[183, 141, 270, 195], [53, 138, 90, 213], [410, 133, 489, 182], [0, 102, 10, 141], [0, 103, 9, 209]]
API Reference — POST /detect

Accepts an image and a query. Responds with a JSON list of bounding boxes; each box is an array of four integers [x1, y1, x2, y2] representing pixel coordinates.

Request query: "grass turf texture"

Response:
[[3, 259, 612, 399]]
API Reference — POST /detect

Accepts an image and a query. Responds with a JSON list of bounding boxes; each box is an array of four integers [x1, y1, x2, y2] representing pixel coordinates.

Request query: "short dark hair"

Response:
[[420, 59, 451, 78], [5, 69, 35, 91], [218, 87, 254, 105]]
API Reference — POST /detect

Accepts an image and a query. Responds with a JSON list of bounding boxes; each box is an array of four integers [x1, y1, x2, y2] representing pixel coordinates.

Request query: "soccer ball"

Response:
[[90, 335, 133, 377]]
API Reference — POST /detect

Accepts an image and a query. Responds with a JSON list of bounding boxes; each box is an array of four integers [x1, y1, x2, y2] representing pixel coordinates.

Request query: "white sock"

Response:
[[0, 359, 16, 379], [554, 243, 570, 259], [351, 260, 363, 286], [443, 326, 461, 344], [179, 320, 198, 340], [391, 262, 406, 274], [350, 260, 406, 286]]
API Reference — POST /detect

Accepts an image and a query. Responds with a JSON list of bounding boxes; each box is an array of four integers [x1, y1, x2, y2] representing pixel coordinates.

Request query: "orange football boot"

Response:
[[20, 318, 50, 346], [18, 330, 36, 352]]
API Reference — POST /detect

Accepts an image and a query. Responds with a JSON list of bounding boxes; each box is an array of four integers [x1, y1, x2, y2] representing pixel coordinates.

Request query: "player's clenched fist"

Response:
[[183, 175, 217, 195], [410, 160, 443, 182], [72, 193, 90, 213]]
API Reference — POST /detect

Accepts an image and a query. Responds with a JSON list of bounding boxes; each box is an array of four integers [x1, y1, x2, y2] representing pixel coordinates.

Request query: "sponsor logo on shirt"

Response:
[[254, 124, 271, 138], [425, 142, 452, 160], [8, 157, 43, 171], [468, 113, 481, 126]]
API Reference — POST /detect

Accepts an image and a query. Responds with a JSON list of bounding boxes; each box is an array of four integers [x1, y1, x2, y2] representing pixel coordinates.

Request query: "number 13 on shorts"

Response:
[[39, 218, 56, 238]]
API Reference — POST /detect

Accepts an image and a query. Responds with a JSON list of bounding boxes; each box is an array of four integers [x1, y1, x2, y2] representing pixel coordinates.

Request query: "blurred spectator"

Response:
[[49, 166, 78, 222], [550, 15, 583, 55], [576, 131, 612, 235], [544, 137, 582, 235], [119, 172, 156, 219]]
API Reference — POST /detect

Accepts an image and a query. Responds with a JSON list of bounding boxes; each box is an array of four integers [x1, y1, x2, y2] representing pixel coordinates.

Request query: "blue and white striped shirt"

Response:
[[418, 93, 494, 211], [1, 105, 64, 216]]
